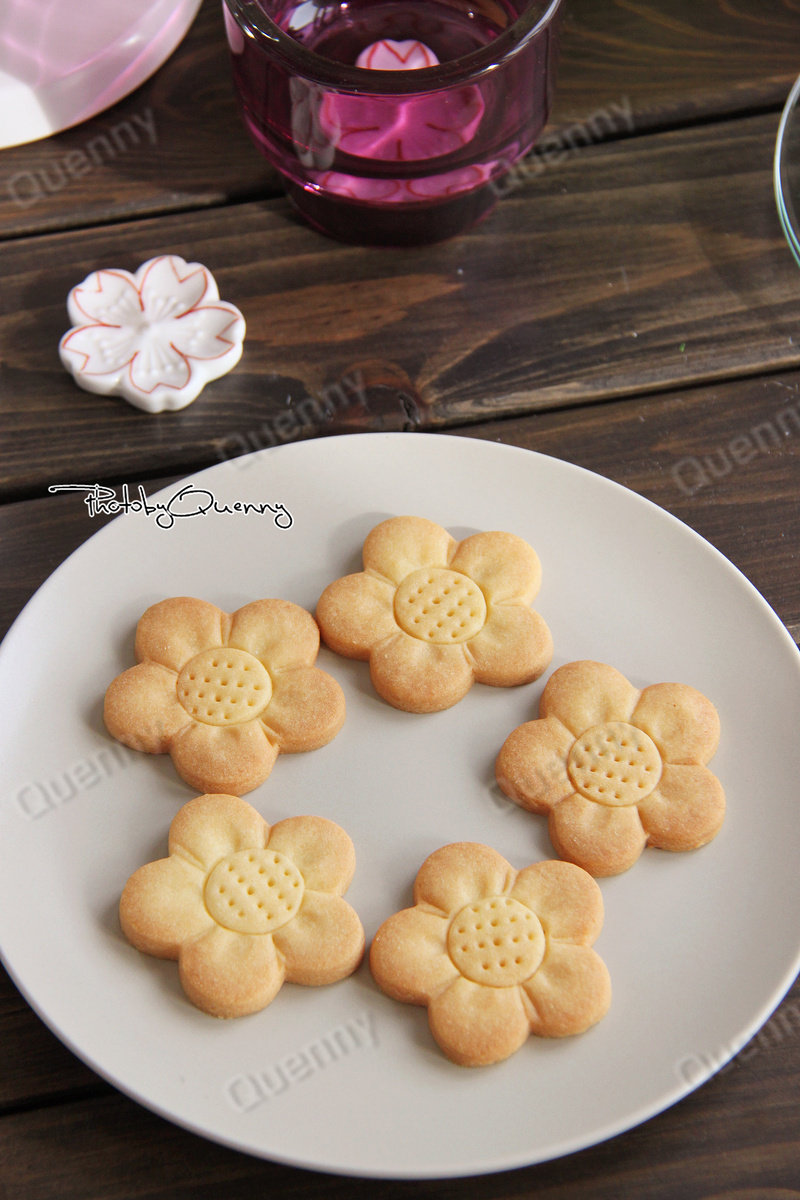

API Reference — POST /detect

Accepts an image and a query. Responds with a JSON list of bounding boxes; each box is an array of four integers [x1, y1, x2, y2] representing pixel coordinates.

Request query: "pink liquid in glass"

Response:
[[224, 0, 562, 243]]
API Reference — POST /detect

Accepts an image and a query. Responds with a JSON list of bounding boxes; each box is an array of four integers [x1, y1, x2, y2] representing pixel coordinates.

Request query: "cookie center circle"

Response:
[[394, 567, 487, 643], [448, 896, 545, 987], [567, 721, 662, 806], [177, 648, 272, 726], [204, 849, 304, 934]]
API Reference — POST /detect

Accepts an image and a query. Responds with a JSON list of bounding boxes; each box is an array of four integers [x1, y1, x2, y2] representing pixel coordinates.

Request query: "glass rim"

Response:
[[774, 71, 800, 267], [222, 0, 564, 93]]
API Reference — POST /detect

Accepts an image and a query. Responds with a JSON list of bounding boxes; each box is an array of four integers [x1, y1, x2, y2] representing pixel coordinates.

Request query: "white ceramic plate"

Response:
[[0, 0, 201, 150], [1, 433, 799, 1179]]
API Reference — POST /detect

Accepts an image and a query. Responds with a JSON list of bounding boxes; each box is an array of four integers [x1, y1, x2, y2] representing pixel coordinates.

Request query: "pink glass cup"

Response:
[[222, 0, 564, 245]]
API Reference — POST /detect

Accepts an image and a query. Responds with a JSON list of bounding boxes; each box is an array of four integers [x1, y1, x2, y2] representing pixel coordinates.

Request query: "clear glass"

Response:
[[222, 0, 564, 244], [775, 72, 800, 268]]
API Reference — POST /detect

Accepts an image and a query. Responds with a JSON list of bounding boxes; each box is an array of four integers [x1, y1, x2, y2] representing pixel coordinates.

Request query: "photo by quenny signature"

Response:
[[48, 483, 293, 530]]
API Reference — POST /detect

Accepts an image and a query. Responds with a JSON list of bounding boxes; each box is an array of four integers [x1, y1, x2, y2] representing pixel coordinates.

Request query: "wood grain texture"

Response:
[[1, 0, 799, 239], [557, 0, 800, 130], [2, 375, 798, 644], [2, 375, 798, 641], [3, 114, 800, 498], [1, 975, 799, 1197], [0, 997, 102, 1109]]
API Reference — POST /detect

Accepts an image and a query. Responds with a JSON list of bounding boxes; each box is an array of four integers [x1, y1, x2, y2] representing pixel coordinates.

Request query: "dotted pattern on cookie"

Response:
[[204, 849, 304, 934], [176, 648, 272, 726], [394, 567, 487, 644], [567, 721, 662, 807], [447, 896, 545, 987]]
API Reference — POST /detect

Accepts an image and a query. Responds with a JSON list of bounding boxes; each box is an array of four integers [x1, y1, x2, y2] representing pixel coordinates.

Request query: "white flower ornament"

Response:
[[59, 255, 245, 412]]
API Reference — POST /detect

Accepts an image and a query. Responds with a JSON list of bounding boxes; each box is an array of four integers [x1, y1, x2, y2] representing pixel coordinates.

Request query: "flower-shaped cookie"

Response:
[[316, 516, 553, 712], [59, 255, 245, 412], [120, 793, 365, 1017], [495, 661, 725, 876], [104, 596, 345, 794], [370, 843, 611, 1066]]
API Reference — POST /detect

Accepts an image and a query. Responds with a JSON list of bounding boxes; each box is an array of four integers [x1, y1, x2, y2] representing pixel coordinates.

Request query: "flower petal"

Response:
[[632, 683, 721, 765], [428, 976, 530, 1066], [168, 792, 268, 871], [135, 597, 227, 672], [362, 516, 455, 584], [316, 572, 396, 659], [267, 816, 356, 894], [467, 605, 553, 687], [169, 304, 244, 364], [104, 662, 190, 753], [510, 860, 604, 945], [128, 337, 191, 395], [522, 942, 611, 1037], [261, 666, 345, 752], [369, 907, 456, 1003], [637, 764, 725, 851], [541, 661, 639, 737], [178, 924, 285, 1017], [549, 794, 647, 877], [139, 256, 213, 318], [370, 631, 473, 712], [273, 891, 364, 985], [450, 531, 541, 605], [120, 854, 210, 957], [414, 842, 513, 915], [495, 716, 574, 813], [228, 599, 320, 671], [59, 322, 139, 378], [169, 720, 278, 795], [68, 268, 142, 326]]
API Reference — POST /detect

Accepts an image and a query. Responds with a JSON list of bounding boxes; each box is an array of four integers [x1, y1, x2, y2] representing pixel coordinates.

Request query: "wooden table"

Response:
[[2, 1, 800, 1194]]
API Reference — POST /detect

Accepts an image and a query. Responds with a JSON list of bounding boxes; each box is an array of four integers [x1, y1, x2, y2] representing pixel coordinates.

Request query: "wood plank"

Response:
[[1, 372, 798, 643], [0, 487, 172, 642], [2, 113, 799, 498], [557, 0, 800, 132], [0, 994, 104, 1107], [1, 0, 799, 239], [2, 976, 799, 1197]]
